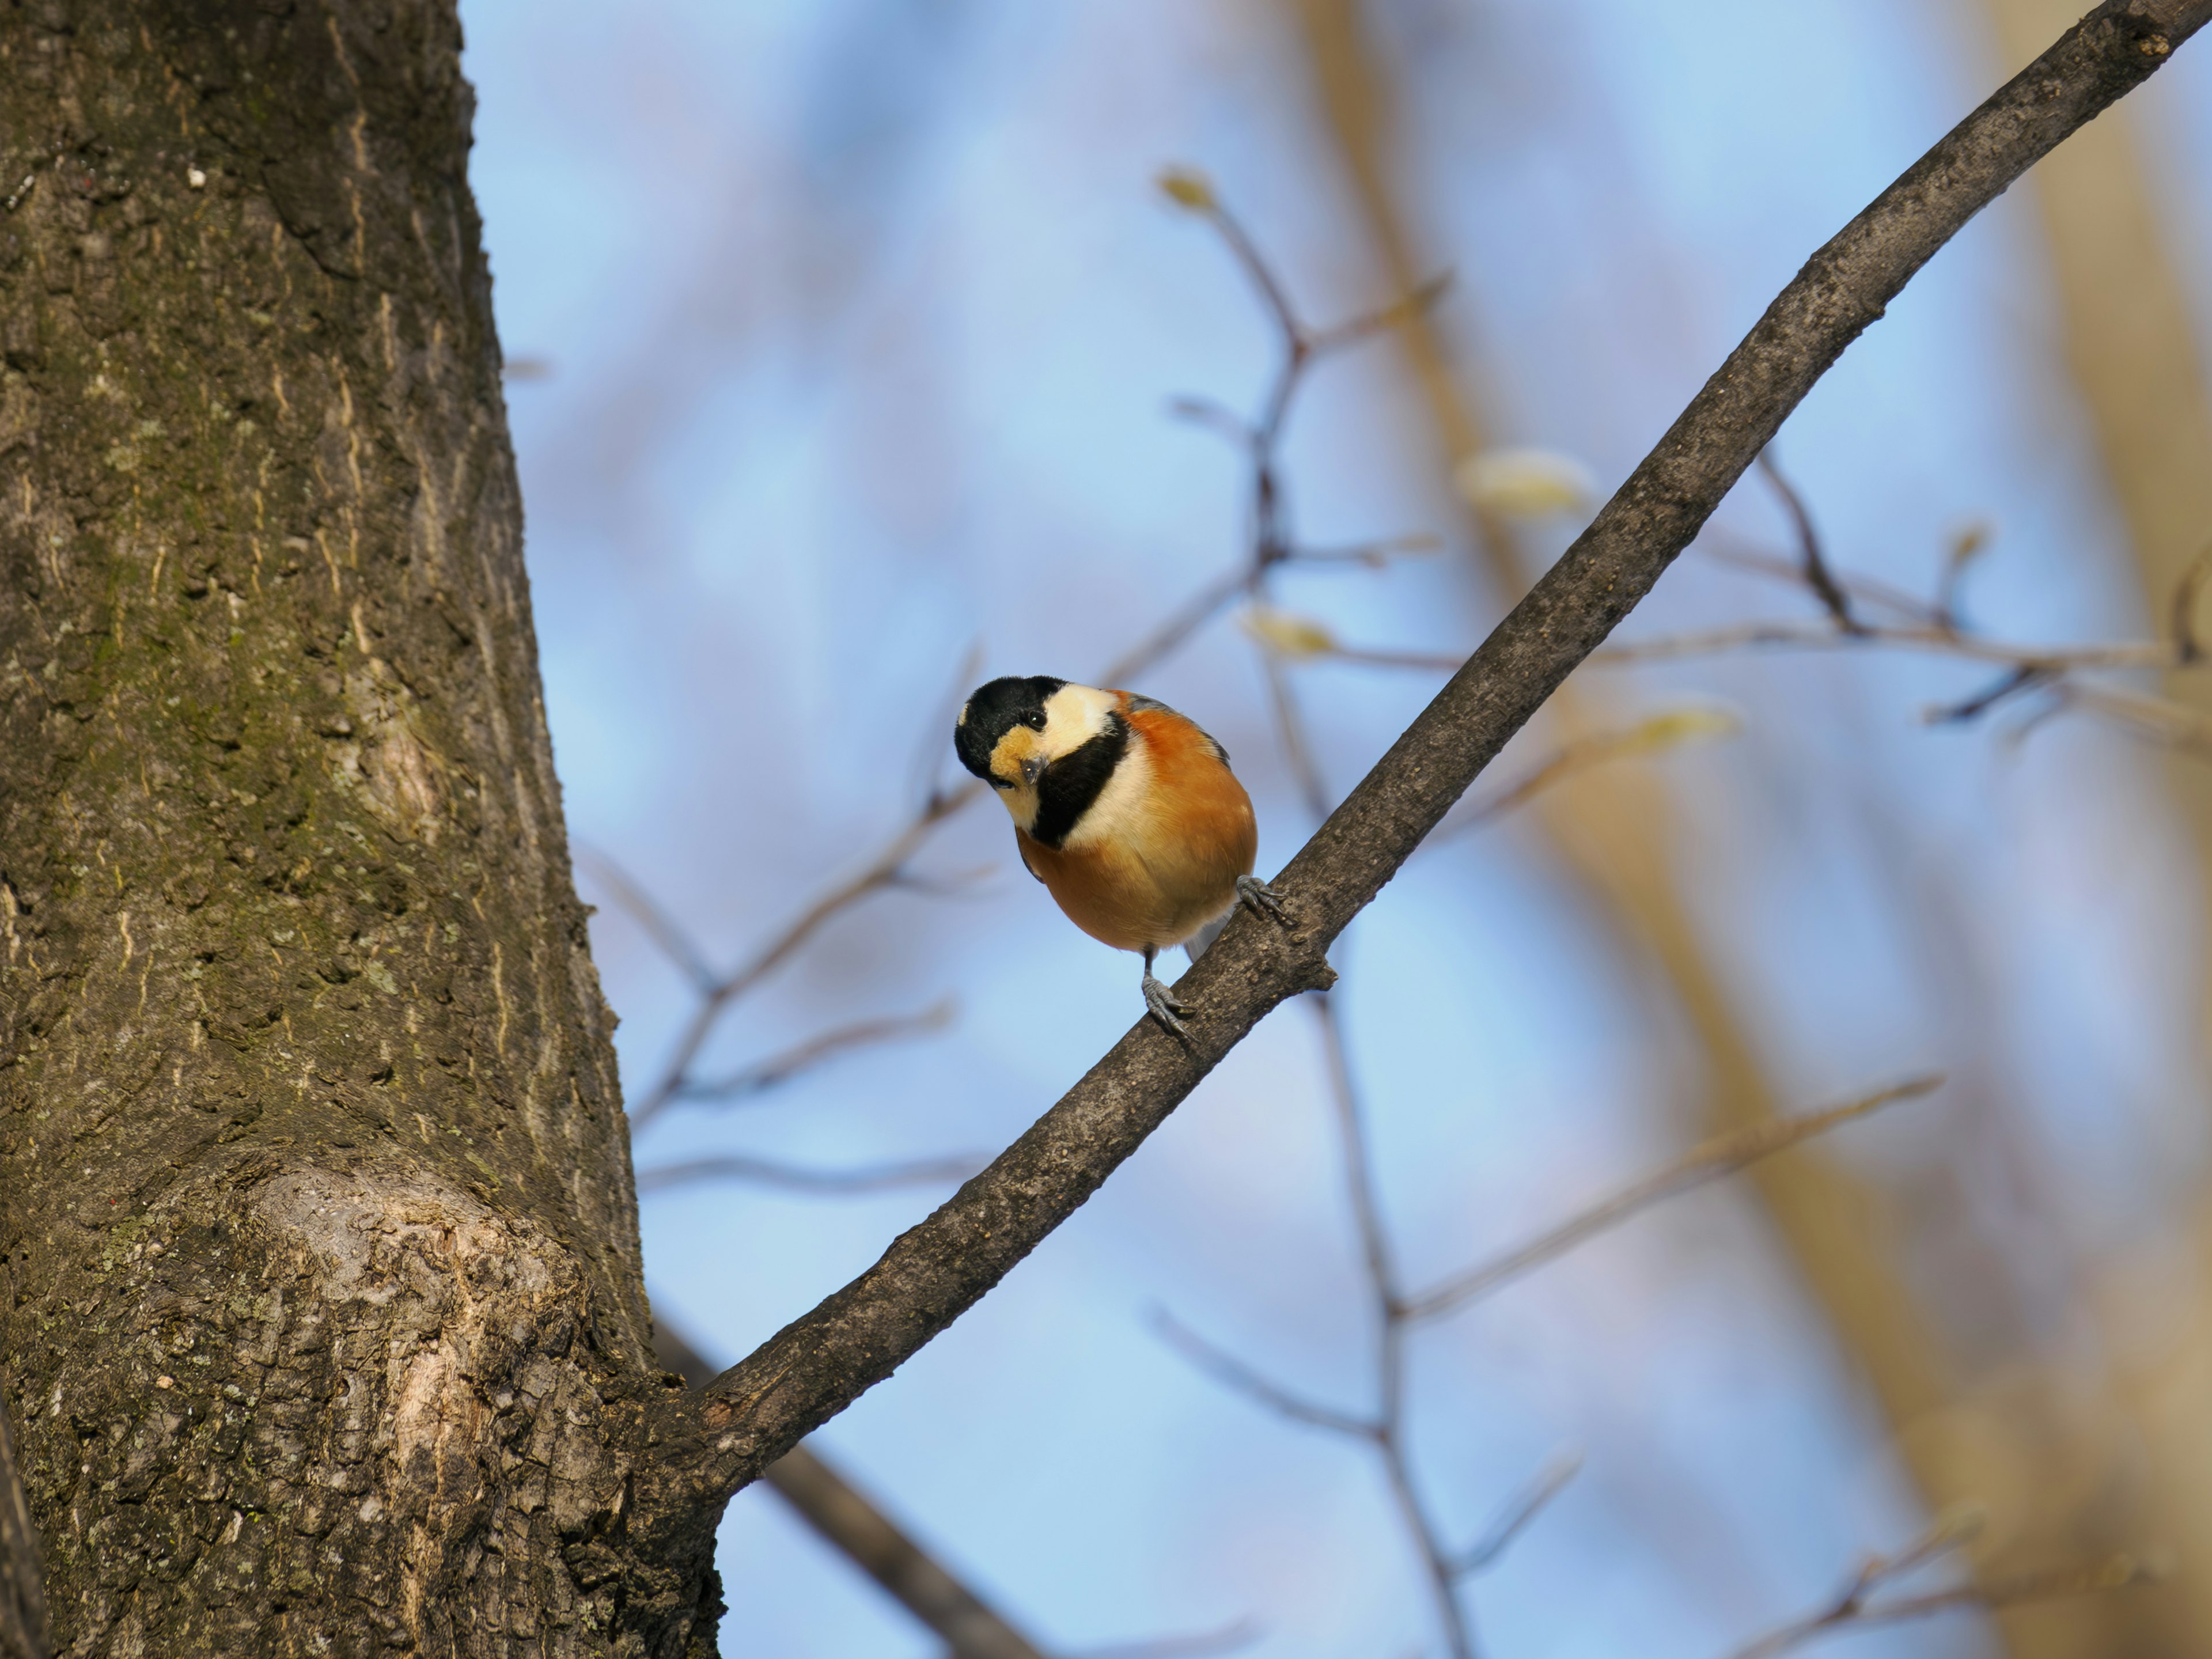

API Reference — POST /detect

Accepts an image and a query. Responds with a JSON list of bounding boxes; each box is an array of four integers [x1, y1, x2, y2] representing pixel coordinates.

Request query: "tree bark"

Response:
[[0, 3, 716, 1653]]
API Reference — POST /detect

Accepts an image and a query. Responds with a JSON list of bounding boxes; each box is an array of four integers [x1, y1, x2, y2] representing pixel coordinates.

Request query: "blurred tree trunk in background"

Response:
[[0, 4, 719, 1652], [1286, 2, 2208, 1653], [1978, 1, 2212, 1653]]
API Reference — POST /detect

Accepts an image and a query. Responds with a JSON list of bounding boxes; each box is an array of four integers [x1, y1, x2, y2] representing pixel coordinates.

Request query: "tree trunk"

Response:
[[0, 3, 719, 1652]]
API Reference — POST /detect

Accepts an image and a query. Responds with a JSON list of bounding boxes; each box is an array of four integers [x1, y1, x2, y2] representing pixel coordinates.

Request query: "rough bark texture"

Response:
[[0, 3, 715, 1653]]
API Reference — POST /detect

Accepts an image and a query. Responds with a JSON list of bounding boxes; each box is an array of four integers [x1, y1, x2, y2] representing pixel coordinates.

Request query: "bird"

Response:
[[954, 674, 1286, 1035]]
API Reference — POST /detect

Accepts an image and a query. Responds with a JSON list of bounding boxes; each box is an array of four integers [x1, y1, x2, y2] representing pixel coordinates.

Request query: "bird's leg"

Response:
[[1236, 873, 1290, 926], [1141, 945, 1188, 1038]]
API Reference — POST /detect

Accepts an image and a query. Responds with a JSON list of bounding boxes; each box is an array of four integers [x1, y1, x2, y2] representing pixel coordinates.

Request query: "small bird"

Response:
[[955, 675, 1285, 1035]]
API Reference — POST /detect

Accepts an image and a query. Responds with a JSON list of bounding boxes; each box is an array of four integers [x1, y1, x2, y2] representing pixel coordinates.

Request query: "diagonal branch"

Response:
[[641, 1, 2212, 1513], [1448, 1450, 1584, 1578], [1723, 1501, 2150, 1659], [1402, 1077, 1941, 1321], [635, 1001, 957, 1131], [653, 1319, 1055, 1659], [1756, 452, 1863, 635], [1150, 1310, 1382, 1440]]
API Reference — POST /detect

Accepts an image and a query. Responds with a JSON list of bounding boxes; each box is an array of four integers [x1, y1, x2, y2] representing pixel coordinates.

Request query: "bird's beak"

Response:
[[1018, 755, 1046, 789]]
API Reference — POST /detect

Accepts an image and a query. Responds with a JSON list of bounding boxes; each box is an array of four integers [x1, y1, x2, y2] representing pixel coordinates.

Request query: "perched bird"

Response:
[[955, 675, 1285, 1034]]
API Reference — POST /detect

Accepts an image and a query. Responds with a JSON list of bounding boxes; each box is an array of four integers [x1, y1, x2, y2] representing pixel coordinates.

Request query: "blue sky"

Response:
[[459, 2, 2212, 1653]]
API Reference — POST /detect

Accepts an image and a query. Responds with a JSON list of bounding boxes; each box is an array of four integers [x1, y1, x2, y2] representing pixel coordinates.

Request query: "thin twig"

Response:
[[1726, 1528, 2149, 1659], [1449, 1450, 1584, 1578], [1321, 517, 2212, 762], [1403, 1078, 1940, 1321], [1933, 522, 1990, 632], [653, 1317, 1055, 1659], [1151, 1310, 1380, 1438], [1289, 532, 1444, 568], [1174, 189, 1513, 1659], [577, 844, 718, 992], [1923, 662, 2050, 725], [1434, 710, 1741, 842], [2171, 540, 2212, 665], [1067, 1618, 1264, 1659], [1308, 992, 1481, 1659], [625, 786, 979, 1125], [1756, 452, 1862, 634], [642, 1001, 956, 1126]]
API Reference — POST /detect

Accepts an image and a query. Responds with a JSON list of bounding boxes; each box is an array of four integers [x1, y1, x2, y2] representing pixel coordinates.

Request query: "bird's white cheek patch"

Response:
[[1040, 684, 1118, 756]]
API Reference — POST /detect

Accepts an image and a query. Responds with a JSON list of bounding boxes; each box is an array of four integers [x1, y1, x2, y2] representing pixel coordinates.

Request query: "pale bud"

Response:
[[1240, 605, 1337, 659], [1156, 167, 1218, 213], [1618, 703, 1743, 756], [1455, 447, 1597, 518]]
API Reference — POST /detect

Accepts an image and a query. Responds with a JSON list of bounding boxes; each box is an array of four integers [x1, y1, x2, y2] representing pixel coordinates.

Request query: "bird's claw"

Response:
[[1237, 874, 1290, 926], [1142, 971, 1190, 1039]]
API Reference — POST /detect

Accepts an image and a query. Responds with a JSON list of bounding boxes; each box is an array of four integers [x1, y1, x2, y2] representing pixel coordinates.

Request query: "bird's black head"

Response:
[[954, 675, 1066, 785]]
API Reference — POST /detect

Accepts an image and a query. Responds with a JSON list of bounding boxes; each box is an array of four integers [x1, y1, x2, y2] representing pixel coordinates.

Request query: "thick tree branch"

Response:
[[640, 0, 2212, 1514]]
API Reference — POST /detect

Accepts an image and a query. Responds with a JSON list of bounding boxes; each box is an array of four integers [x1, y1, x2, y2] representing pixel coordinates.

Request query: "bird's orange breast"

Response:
[[1017, 694, 1256, 953]]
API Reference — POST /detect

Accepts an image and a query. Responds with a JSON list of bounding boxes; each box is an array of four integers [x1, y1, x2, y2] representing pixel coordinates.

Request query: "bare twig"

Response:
[[1434, 708, 1743, 842], [611, 178, 1449, 1147], [650, 2, 2212, 1519], [1403, 1078, 1940, 1321], [1756, 452, 1862, 634], [1173, 194, 1525, 1659], [643, 1001, 956, 1126], [653, 1318, 1054, 1659], [1933, 521, 1990, 632], [577, 844, 718, 993], [1289, 532, 1444, 568], [1923, 661, 2051, 725], [1150, 1310, 1380, 1440], [1310, 487, 2212, 764], [1307, 993, 1490, 1658], [1592, 616, 2170, 672], [2171, 540, 2212, 664], [1449, 1451, 1584, 1578], [635, 1153, 979, 1195], [624, 787, 980, 1126], [1067, 1619, 1263, 1659], [1724, 1506, 2151, 1659]]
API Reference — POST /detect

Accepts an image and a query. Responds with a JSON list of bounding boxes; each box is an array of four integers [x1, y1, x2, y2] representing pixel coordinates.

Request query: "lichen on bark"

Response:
[[0, 3, 717, 1652]]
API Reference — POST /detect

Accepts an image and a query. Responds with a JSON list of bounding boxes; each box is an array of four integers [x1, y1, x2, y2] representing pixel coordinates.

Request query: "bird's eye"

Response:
[[1027, 713, 1046, 729]]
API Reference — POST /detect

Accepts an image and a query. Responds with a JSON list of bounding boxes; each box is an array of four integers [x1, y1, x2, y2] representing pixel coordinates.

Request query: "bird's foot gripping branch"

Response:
[[630, 0, 2212, 1521]]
